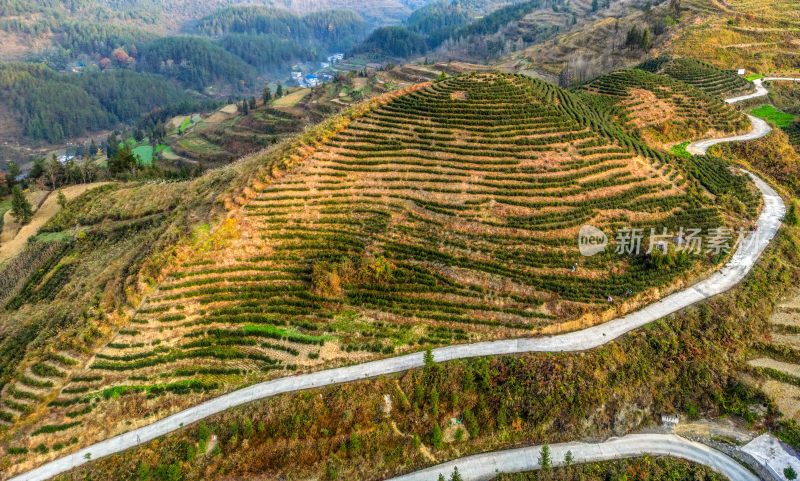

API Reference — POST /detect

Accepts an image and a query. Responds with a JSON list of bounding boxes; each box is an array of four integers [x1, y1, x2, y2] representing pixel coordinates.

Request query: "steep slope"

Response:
[[584, 68, 751, 146], [671, 0, 800, 75], [637, 56, 753, 99], [0, 73, 755, 472]]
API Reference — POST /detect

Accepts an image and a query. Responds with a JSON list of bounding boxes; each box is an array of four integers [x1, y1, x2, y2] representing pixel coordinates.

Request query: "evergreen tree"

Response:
[[539, 444, 552, 472], [109, 145, 137, 176], [56, 190, 67, 209], [5, 161, 20, 189], [431, 424, 443, 449], [424, 348, 435, 368], [450, 467, 463, 481], [89, 140, 99, 159], [276, 83, 284, 98], [11, 184, 33, 225], [641, 28, 653, 49], [564, 450, 574, 467], [29, 158, 45, 180], [263, 86, 272, 104]]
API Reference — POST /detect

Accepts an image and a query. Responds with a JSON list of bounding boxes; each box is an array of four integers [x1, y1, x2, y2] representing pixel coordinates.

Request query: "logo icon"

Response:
[[578, 225, 608, 257]]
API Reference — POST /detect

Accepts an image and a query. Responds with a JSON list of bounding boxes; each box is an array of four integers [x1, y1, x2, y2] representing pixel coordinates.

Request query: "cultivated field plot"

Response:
[[637, 57, 754, 99], [676, 0, 800, 74], [749, 288, 800, 422], [584, 68, 750, 145], [0, 74, 756, 464]]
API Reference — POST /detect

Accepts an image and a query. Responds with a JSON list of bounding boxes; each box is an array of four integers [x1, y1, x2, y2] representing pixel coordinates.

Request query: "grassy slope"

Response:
[[751, 104, 796, 128]]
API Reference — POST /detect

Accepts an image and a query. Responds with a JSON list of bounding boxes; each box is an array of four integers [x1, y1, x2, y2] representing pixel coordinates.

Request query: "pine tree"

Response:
[[424, 348, 435, 368], [249, 96, 257, 109], [539, 444, 552, 472], [564, 450, 574, 467], [5, 161, 20, 189], [109, 145, 137, 177], [450, 467, 463, 481], [276, 83, 284, 98], [56, 190, 67, 209], [263, 86, 272, 104], [431, 424, 443, 449], [641, 28, 653, 49], [11, 184, 33, 225]]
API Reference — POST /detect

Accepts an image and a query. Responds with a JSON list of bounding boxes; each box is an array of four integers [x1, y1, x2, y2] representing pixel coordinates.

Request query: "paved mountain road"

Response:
[[386, 434, 760, 481], [6, 80, 791, 481], [724, 77, 800, 105]]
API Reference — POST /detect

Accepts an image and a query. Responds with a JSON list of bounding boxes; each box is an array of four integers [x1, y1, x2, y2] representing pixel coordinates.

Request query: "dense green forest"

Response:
[[193, 7, 368, 52], [352, 26, 428, 57], [350, 0, 553, 58], [0, 63, 204, 142], [55, 21, 153, 57], [218, 34, 316, 72], [406, 0, 471, 43], [136, 36, 257, 91]]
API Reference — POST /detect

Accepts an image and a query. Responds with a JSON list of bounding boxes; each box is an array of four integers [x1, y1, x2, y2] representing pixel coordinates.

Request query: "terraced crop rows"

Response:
[[676, 0, 799, 74], [584, 68, 749, 142], [638, 57, 754, 99], [32, 74, 734, 448]]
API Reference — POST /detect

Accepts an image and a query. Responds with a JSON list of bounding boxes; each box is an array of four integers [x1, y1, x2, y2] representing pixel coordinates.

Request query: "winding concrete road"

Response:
[[386, 434, 760, 481], [724, 77, 800, 105], [7, 80, 791, 481], [687, 115, 772, 156]]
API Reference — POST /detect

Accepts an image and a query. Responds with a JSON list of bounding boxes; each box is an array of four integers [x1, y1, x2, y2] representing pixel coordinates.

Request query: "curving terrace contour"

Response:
[[7, 78, 793, 481]]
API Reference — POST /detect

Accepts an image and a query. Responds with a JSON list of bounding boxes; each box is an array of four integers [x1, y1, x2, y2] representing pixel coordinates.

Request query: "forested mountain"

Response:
[[405, 0, 471, 40], [193, 7, 368, 52], [218, 34, 316, 72], [350, 0, 561, 58], [0, 63, 203, 142], [352, 26, 429, 57], [136, 36, 257, 90], [55, 22, 153, 58]]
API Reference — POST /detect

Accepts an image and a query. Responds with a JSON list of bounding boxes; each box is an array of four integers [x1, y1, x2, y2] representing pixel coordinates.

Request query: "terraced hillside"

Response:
[[637, 57, 754, 99], [673, 0, 800, 75], [749, 288, 800, 421], [584, 68, 750, 146], [0, 73, 758, 471]]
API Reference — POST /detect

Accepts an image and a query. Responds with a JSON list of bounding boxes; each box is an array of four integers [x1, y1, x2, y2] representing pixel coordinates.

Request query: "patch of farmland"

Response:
[[11, 73, 755, 450]]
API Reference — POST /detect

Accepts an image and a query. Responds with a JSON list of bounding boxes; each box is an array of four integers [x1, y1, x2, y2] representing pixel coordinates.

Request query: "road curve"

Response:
[[686, 115, 772, 156], [386, 434, 760, 481], [724, 77, 800, 105], [7, 82, 789, 481]]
